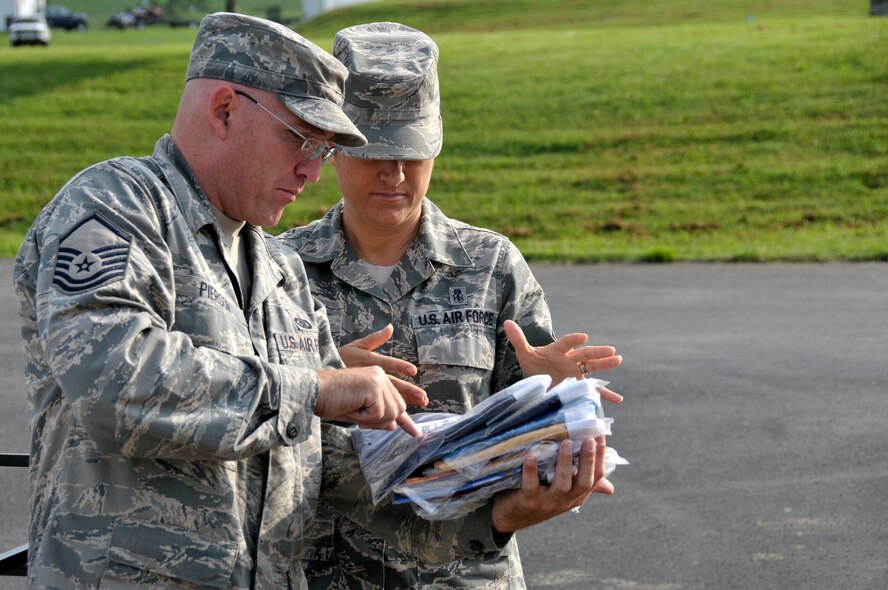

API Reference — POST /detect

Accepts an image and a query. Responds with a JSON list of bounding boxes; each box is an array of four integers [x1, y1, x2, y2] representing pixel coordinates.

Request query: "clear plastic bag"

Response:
[[350, 375, 627, 520]]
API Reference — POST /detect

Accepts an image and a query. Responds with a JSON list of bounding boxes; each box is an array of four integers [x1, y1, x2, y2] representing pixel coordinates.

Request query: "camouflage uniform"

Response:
[[12, 11, 376, 588], [278, 198, 556, 589], [14, 131, 342, 589]]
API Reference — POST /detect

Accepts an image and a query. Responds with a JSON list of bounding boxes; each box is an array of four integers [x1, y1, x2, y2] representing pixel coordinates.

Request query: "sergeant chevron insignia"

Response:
[[52, 215, 131, 294]]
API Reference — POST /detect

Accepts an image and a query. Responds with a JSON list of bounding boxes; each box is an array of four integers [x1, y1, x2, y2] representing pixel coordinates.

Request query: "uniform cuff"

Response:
[[274, 365, 319, 446], [452, 501, 510, 556]]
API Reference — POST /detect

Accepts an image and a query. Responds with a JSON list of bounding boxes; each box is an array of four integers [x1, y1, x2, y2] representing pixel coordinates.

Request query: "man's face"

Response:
[[222, 91, 330, 227], [334, 154, 434, 235]]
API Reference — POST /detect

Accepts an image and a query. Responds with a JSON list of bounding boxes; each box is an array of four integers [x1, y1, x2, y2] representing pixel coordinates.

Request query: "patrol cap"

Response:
[[186, 12, 366, 148], [333, 22, 442, 160]]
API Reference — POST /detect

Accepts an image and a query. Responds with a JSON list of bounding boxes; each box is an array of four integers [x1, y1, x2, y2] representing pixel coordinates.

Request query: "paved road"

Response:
[[0, 261, 885, 589], [521, 263, 888, 590]]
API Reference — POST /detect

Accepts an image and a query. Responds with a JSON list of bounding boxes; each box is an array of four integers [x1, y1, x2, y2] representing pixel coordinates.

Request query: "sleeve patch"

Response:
[[52, 215, 132, 294]]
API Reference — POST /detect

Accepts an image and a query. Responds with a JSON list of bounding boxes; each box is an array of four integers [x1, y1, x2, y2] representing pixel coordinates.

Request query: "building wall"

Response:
[[1, 0, 46, 31], [301, 0, 375, 21]]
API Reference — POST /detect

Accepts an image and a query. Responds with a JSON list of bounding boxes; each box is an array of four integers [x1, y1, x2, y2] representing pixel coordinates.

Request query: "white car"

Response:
[[9, 14, 51, 46]]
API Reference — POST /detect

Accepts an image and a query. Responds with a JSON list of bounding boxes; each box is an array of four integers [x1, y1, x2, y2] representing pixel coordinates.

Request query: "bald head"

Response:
[[169, 77, 335, 227]]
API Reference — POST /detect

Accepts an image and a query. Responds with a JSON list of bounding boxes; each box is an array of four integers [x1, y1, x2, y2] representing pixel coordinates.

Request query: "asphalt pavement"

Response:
[[0, 261, 885, 589]]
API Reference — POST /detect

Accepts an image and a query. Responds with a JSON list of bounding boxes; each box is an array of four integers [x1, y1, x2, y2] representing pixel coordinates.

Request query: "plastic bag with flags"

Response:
[[350, 374, 628, 520]]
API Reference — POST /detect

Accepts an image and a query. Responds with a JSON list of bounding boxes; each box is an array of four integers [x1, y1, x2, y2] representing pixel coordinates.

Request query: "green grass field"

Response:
[[1, 0, 886, 261]]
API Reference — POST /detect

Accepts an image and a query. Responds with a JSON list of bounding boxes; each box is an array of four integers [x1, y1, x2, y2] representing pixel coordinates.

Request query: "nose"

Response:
[[380, 160, 406, 185], [296, 154, 324, 184]]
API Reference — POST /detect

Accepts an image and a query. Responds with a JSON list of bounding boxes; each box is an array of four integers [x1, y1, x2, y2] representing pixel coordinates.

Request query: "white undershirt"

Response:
[[356, 258, 396, 285], [209, 205, 252, 306]]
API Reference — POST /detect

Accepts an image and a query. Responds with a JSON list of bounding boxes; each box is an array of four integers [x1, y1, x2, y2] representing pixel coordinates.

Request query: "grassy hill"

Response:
[[1, 0, 886, 261], [298, 0, 873, 34]]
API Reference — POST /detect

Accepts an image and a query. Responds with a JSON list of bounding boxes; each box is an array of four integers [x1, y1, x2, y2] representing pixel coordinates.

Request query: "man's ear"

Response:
[[207, 85, 237, 140]]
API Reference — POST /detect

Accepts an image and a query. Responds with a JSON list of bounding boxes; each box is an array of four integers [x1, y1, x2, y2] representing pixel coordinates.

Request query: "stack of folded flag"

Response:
[[351, 374, 627, 520]]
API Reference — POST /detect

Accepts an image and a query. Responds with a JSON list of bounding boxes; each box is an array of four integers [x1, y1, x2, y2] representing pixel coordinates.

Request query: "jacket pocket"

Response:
[[414, 325, 495, 371], [100, 519, 239, 589]]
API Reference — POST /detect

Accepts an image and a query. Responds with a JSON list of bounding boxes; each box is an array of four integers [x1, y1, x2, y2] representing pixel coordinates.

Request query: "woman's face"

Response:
[[334, 154, 435, 235]]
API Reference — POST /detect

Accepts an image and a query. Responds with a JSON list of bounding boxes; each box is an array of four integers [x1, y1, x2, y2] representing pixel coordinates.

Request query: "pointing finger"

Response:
[[342, 324, 394, 353], [396, 412, 421, 437]]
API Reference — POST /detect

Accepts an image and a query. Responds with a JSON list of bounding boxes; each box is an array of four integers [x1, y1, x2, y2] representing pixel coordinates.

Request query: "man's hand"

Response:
[[504, 320, 623, 403], [339, 324, 428, 407], [491, 435, 614, 534], [315, 366, 420, 436]]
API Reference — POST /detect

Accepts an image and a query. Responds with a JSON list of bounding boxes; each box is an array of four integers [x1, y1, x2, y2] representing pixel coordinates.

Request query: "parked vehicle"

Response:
[[106, 5, 163, 29], [106, 10, 136, 29], [9, 13, 50, 46], [104, 4, 195, 29], [44, 4, 88, 31]]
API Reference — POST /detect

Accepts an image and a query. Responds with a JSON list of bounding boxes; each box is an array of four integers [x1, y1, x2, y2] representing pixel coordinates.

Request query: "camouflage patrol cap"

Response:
[[333, 22, 442, 160], [186, 12, 366, 148]]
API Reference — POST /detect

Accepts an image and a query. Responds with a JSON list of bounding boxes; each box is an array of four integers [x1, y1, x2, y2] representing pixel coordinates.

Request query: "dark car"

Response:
[[44, 4, 88, 31]]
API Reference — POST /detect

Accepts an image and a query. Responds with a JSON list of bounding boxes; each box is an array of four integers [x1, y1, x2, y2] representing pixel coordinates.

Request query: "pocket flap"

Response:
[[415, 327, 495, 370], [107, 519, 239, 588]]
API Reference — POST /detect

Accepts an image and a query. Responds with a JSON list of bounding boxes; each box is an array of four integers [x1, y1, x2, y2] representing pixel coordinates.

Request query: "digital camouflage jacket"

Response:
[[14, 135, 339, 589], [278, 199, 556, 589]]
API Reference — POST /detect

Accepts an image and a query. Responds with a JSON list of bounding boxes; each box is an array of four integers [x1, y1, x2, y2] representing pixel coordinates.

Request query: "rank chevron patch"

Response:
[[52, 215, 132, 294]]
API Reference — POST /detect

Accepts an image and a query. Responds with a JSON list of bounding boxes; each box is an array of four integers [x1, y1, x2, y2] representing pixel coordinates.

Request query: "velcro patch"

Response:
[[274, 332, 319, 355], [411, 308, 498, 329], [53, 215, 131, 294], [449, 286, 467, 305]]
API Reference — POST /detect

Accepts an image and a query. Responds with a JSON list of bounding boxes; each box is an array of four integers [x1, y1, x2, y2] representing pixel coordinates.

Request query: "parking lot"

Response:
[[1, 261, 886, 589]]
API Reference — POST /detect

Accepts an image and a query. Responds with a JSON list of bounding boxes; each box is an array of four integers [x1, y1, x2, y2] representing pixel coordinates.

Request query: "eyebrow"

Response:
[[234, 90, 330, 140]]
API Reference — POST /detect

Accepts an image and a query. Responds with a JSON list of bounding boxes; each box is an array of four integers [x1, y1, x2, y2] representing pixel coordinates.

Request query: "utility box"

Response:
[[0, 0, 45, 31], [872, 0, 888, 16]]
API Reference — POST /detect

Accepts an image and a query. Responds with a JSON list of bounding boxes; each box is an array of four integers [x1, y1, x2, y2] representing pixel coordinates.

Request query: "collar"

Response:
[[151, 135, 286, 292], [296, 198, 473, 269], [151, 135, 218, 235]]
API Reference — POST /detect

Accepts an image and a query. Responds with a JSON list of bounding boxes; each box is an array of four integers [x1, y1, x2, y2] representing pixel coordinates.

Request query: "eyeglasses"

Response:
[[234, 90, 335, 163]]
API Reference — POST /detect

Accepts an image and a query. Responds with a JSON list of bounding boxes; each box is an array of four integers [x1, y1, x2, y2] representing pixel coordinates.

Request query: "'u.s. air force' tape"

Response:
[[411, 308, 497, 328], [52, 214, 132, 294]]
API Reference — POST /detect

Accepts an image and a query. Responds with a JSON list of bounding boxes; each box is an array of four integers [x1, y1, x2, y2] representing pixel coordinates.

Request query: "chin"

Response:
[[249, 211, 284, 228], [380, 211, 415, 227]]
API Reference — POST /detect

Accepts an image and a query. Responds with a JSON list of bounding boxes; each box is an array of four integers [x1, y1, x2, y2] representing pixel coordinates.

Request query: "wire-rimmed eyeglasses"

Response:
[[234, 90, 335, 163]]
